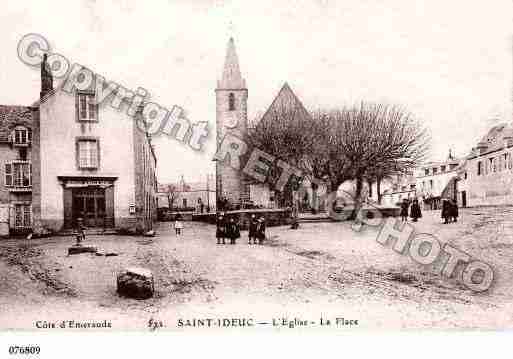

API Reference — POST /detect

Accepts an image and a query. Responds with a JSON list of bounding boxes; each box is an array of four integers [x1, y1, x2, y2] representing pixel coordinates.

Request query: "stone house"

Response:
[[0, 105, 34, 235], [463, 123, 513, 207], [28, 56, 158, 234], [414, 154, 463, 210]]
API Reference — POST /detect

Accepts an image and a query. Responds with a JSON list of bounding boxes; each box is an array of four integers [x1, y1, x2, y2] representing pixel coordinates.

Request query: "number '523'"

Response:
[[8, 346, 40, 355]]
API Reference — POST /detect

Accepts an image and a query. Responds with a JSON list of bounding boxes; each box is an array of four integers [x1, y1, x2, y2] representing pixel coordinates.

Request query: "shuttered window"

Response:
[[5, 164, 12, 186], [4, 163, 31, 187]]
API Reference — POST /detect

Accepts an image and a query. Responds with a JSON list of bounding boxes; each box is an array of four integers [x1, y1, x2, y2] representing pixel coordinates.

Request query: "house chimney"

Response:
[[40, 53, 53, 99], [476, 141, 488, 155]]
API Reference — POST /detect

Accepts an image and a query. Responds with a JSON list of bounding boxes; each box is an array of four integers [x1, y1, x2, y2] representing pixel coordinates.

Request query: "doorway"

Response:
[[72, 188, 106, 227], [461, 191, 467, 208]]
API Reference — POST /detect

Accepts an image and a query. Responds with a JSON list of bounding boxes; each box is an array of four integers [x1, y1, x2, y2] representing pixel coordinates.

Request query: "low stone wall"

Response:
[[192, 208, 292, 230], [329, 205, 401, 221]]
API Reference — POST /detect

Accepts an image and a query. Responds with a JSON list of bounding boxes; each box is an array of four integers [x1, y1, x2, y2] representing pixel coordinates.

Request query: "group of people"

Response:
[[441, 198, 459, 224], [216, 213, 266, 245], [400, 198, 423, 222], [400, 197, 459, 224]]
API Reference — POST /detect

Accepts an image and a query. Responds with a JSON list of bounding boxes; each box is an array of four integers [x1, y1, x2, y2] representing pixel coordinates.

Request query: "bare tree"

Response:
[[328, 103, 430, 207], [249, 99, 430, 215], [248, 101, 315, 206]]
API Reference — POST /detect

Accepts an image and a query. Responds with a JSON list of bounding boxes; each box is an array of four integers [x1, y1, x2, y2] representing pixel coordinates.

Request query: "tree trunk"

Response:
[[367, 180, 373, 199], [311, 181, 319, 214], [377, 177, 382, 205], [354, 176, 364, 221], [355, 177, 364, 202]]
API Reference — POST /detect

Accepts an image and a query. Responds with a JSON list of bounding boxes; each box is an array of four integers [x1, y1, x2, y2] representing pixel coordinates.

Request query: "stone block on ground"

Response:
[[68, 245, 97, 255], [117, 267, 154, 300]]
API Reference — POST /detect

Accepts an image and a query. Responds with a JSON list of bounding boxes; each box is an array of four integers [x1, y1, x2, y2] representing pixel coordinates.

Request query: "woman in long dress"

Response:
[[410, 198, 422, 222]]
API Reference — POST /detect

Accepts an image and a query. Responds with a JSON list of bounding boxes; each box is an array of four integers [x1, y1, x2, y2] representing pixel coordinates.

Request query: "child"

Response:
[[174, 214, 183, 235], [441, 199, 450, 224], [400, 199, 409, 222], [227, 217, 240, 245], [450, 199, 459, 223], [248, 214, 258, 244], [256, 216, 266, 245], [216, 213, 226, 244], [75, 217, 86, 244]]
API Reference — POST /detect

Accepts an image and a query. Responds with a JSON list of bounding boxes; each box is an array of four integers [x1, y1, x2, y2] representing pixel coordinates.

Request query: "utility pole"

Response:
[[206, 173, 210, 212]]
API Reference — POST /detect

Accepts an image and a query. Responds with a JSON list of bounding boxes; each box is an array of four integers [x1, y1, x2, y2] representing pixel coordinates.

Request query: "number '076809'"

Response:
[[8, 346, 40, 355]]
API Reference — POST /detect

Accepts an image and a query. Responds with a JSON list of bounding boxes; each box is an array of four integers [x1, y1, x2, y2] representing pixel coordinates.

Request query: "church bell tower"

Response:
[[215, 38, 249, 207]]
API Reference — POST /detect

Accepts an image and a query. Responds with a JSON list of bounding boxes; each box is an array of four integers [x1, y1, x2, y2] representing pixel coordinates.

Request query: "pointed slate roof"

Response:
[[258, 82, 312, 126], [218, 37, 246, 89]]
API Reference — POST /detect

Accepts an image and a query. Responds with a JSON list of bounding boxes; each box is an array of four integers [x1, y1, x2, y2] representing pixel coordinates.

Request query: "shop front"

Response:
[[58, 176, 116, 229]]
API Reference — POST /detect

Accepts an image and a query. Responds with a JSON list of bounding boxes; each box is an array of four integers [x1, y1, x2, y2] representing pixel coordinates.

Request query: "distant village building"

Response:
[[27, 55, 157, 234], [415, 151, 463, 209], [463, 123, 513, 207], [379, 172, 417, 206], [157, 177, 216, 213], [0, 105, 34, 235]]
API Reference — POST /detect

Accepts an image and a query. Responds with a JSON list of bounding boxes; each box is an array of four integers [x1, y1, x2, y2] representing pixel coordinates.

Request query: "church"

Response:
[[215, 38, 323, 210]]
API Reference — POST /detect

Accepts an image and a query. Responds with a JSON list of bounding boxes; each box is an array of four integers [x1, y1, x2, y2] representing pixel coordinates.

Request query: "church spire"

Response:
[[218, 37, 246, 89]]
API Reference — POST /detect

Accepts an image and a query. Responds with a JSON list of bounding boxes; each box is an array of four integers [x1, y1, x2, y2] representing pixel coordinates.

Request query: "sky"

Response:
[[1, 0, 511, 184]]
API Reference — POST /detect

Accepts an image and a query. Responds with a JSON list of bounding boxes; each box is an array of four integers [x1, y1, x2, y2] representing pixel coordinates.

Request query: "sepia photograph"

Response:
[[0, 1, 512, 352]]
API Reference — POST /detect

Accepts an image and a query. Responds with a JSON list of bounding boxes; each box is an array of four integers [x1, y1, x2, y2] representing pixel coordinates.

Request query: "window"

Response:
[[77, 92, 97, 121], [228, 93, 235, 111], [12, 126, 31, 146], [433, 167, 438, 174], [509, 153, 513, 170], [182, 198, 187, 208], [14, 204, 31, 228], [77, 139, 99, 169], [490, 157, 496, 172], [5, 164, 12, 186], [450, 164, 458, 170], [429, 179, 433, 189], [464, 172, 468, 180], [504, 154, 508, 170], [425, 169, 429, 176], [441, 165, 446, 172], [5, 162, 31, 187], [477, 161, 482, 176]]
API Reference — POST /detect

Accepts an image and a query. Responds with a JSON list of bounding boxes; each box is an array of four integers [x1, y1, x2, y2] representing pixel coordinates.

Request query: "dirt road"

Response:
[[1, 207, 513, 330]]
